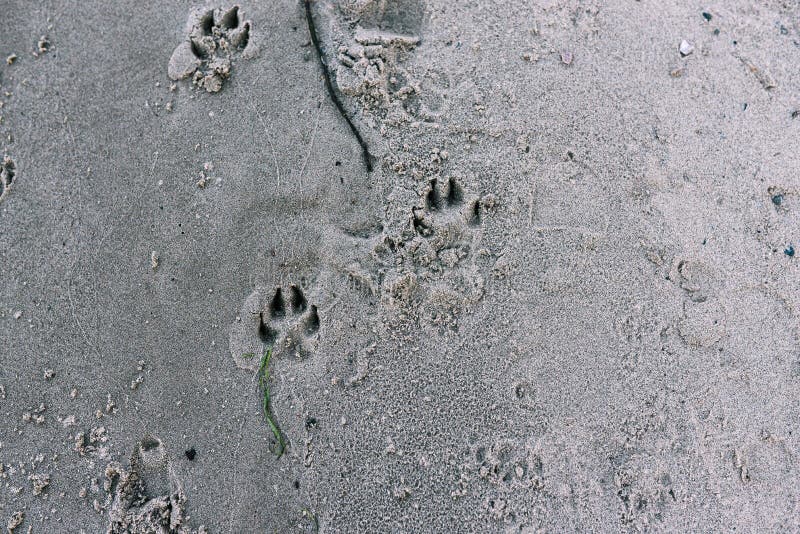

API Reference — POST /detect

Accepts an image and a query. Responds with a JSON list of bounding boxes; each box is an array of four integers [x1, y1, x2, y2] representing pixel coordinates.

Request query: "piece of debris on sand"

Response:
[[29, 473, 50, 496], [738, 56, 776, 90], [7, 511, 24, 532]]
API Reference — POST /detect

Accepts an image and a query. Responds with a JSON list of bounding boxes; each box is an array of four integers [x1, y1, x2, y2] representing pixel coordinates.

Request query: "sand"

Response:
[[1, 0, 799, 532]]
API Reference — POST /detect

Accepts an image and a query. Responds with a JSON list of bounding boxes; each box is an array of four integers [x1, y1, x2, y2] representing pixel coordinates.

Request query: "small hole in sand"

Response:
[[200, 12, 214, 35], [290, 285, 307, 314], [426, 180, 442, 211], [237, 22, 250, 49], [140, 436, 162, 452], [190, 40, 207, 59], [270, 288, 286, 318], [221, 6, 240, 29], [305, 305, 320, 335], [447, 177, 463, 205]]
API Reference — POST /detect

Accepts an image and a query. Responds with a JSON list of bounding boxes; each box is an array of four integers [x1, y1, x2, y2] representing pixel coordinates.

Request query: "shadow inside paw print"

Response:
[[230, 285, 320, 370]]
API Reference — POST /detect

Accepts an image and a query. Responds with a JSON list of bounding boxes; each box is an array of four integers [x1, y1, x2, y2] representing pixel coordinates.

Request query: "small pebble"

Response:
[[37, 36, 50, 54], [771, 194, 783, 206], [785, 245, 795, 257], [560, 50, 573, 65], [702, 12, 712, 22], [669, 67, 684, 78], [679, 40, 694, 57]]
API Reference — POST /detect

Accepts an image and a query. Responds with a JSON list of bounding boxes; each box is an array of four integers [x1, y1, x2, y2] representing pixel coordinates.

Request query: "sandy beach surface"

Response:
[[1, 0, 799, 532]]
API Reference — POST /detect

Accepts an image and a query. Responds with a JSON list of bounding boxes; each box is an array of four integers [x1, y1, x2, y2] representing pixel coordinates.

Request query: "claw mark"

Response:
[[304, 0, 373, 172]]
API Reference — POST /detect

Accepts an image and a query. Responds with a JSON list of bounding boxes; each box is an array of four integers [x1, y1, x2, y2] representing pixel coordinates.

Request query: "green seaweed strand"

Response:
[[257, 348, 286, 458]]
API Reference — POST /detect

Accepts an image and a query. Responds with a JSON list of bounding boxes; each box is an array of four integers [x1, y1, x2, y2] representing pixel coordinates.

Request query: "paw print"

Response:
[[257, 285, 320, 347], [0, 155, 15, 204], [472, 439, 544, 491], [409, 177, 485, 272], [107, 436, 187, 533], [412, 177, 481, 239], [230, 285, 320, 370], [168, 5, 253, 93]]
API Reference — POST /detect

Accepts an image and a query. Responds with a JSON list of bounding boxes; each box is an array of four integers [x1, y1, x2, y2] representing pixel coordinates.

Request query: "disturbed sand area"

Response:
[[1, 0, 799, 532]]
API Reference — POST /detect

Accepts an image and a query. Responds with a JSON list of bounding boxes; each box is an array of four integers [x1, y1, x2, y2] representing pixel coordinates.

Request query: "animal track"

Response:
[[230, 284, 321, 370], [612, 453, 677, 528], [408, 177, 487, 277], [402, 70, 451, 123], [412, 177, 481, 238], [310, 0, 425, 123], [168, 5, 254, 93], [258, 285, 321, 345], [0, 155, 16, 204], [340, 178, 491, 325], [671, 259, 720, 303], [106, 436, 196, 533], [452, 438, 544, 523], [472, 439, 544, 491]]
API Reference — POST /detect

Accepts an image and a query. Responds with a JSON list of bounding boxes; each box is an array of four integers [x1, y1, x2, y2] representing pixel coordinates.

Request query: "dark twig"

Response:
[[304, 0, 373, 172]]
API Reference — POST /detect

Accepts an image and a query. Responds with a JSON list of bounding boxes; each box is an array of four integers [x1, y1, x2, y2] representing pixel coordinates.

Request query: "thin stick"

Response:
[[304, 0, 373, 172]]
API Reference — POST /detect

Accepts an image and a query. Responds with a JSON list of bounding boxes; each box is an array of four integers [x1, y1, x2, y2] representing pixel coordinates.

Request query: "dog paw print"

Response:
[[472, 439, 544, 491], [257, 285, 321, 348], [410, 177, 484, 265], [613, 456, 676, 528], [107, 436, 189, 533], [229, 285, 320, 370], [168, 5, 254, 93], [0, 155, 16, 204], [413, 177, 481, 233]]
